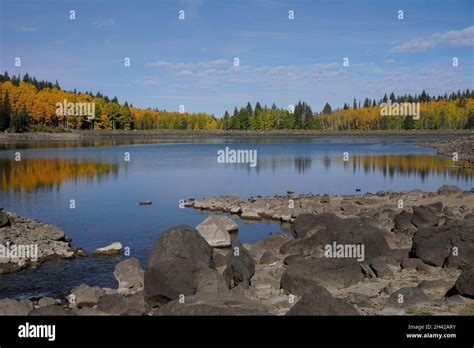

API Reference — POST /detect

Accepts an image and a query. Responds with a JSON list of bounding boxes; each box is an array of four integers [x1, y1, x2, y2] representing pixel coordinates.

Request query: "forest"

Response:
[[1, 71, 473, 132]]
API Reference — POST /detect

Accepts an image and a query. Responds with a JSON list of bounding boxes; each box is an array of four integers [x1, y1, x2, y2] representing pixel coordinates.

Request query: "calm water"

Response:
[[0, 136, 472, 299]]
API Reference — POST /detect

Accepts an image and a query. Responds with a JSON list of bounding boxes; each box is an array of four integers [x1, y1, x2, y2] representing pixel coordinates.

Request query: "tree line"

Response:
[[222, 90, 474, 131], [1, 71, 473, 132], [0, 72, 218, 132]]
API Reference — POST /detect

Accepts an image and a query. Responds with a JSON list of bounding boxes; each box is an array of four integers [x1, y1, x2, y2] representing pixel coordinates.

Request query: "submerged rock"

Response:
[[93, 242, 122, 255]]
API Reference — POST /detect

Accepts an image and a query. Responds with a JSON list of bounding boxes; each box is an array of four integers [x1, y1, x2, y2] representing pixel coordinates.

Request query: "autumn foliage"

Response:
[[1, 71, 473, 132]]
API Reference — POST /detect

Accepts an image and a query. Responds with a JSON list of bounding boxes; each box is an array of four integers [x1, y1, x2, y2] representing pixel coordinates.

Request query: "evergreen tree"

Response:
[[0, 91, 11, 131], [322, 102, 332, 114]]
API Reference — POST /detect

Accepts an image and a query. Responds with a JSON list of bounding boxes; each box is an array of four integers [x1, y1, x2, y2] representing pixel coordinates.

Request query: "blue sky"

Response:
[[1, 0, 473, 115]]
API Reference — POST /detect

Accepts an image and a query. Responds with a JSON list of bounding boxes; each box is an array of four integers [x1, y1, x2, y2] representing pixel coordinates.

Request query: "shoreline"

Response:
[[1, 185, 473, 315], [0, 129, 472, 142]]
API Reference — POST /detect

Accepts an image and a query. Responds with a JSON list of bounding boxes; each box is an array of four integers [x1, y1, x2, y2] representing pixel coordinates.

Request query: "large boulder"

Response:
[[0, 298, 33, 315], [144, 225, 215, 305], [281, 257, 363, 295], [280, 214, 391, 263], [293, 213, 341, 239], [454, 264, 474, 298], [411, 218, 474, 267], [113, 258, 144, 294], [286, 285, 359, 315], [196, 215, 237, 247], [0, 209, 11, 228], [223, 240, 255, 289], [156, 293, 268, 315], [97, 292, 149, 315]]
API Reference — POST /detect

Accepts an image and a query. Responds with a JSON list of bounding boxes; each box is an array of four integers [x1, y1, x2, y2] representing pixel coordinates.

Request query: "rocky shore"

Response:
[[0, 130, 470, 142], [0, 209, 82, 274], [1, 185, 473, 316], [419, 134, 474, 162]]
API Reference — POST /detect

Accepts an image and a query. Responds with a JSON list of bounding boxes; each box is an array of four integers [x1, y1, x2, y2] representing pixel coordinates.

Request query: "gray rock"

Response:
[[97, 291, 149, 315], [393, 210, 416, 233], [347, 292, 372, 308], [29, 305, 69, 316], [454, 264, 474, 298], [0, 209, 11, 228], [70, 284, 105, 308], [93, 241, 122, 255], [411, 218, 474, 267], [0, 298, 33, 315], [382, 287, 431, 314], [400, 258, 436, 273], [370, 257, 394, 279], [248, 234, 288, 260], [38, 297, 57, 307], [113, 258, 144, 293], [196, 215, 237, 247], [71, 307, 110, 316], [293, 213, 340, 239], [259, 251, 278, 264], [156, 293, 269, 315], [281, 257, 363, 295], [411, 205, 440, 228], [195, 268, 229, 294], [438, 185, 462, 195], [240, 208, 262, 220], [281, 213, 391, 263], [212, 248, 228, 268], [144, 225, 215, 305], [223, 240, 255, 289], [287, 285, 359, 315]]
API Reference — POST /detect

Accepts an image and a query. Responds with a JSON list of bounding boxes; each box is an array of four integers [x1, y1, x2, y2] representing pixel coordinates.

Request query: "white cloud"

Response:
[[93, 19, 115, 29], [146, 59, 230, 70], [176, 70, 194, 76], [20, 26, 38, 32], [391, 26, 474, 53]]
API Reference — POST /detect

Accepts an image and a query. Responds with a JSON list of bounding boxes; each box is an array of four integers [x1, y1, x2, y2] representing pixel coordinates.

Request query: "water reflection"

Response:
[[233, 154, 472, 181], [0, 159, 119, 191]]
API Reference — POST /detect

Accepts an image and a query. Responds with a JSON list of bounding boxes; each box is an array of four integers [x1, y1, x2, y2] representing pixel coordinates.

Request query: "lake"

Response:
[[0, 136, 472, 299]]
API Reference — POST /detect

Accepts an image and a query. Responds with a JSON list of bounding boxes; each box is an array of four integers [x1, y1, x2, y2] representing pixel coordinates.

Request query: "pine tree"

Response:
[[322, 102, 332, 114], [0, 91, 11, 131]]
